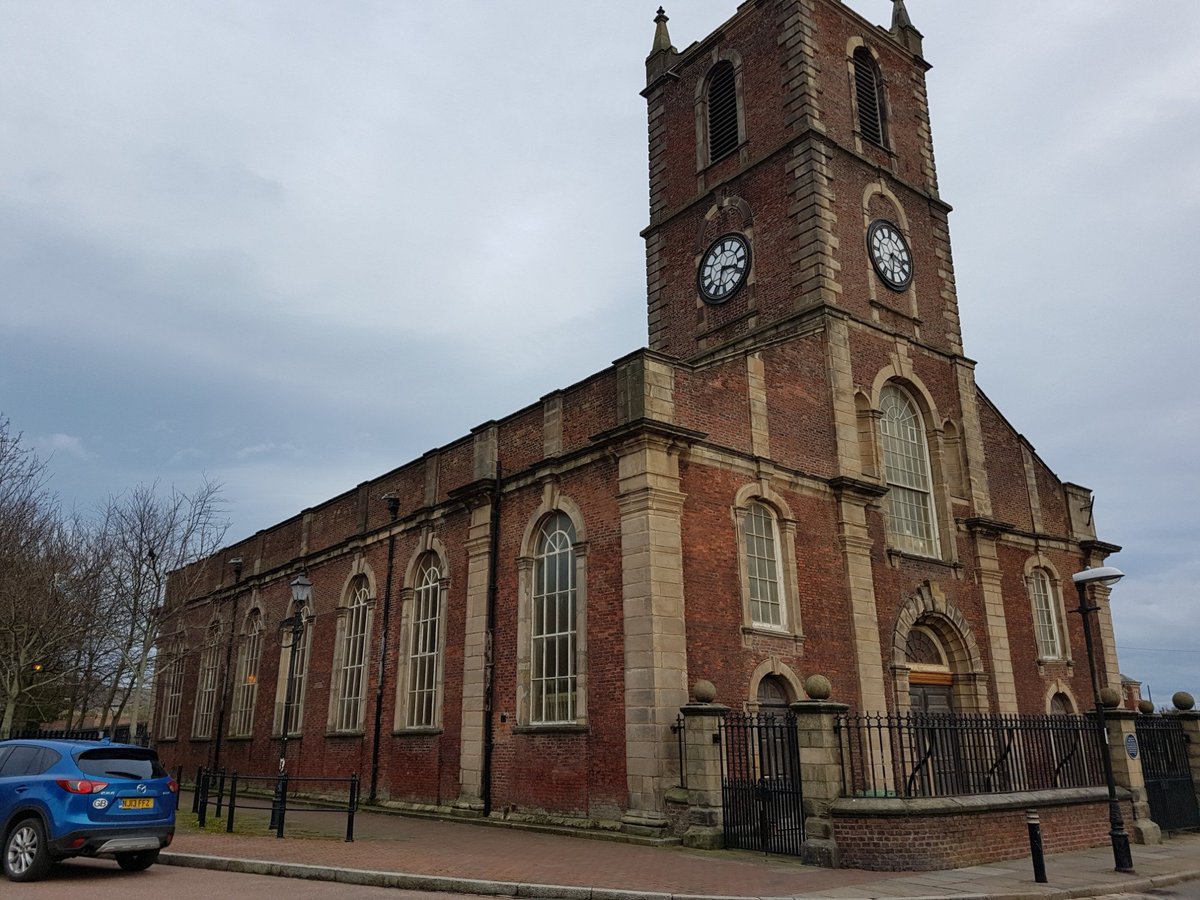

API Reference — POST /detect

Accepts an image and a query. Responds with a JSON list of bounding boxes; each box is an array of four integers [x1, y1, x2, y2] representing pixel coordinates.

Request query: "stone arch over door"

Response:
[[891, 581, 989, 713]]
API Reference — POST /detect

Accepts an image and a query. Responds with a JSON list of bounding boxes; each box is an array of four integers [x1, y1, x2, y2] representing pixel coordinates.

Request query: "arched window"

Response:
[[406, 556, 443, 728], [879, 384, 938, 557], [707, 61, 739, 163], [192, 623, 221, 739], [1029, 569, 1064, 660], [532, 512, 578, 724], [157, 647, 184, 740], [744, 502, 785, 629], [273, 596, 312, 736], [853, 47, 885, 146], [230, 609, 262, 737], [332, 575, 371, 732]]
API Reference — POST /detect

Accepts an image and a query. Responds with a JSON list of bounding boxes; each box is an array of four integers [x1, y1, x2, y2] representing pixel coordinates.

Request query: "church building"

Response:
[[156, 0, 1124, 846]]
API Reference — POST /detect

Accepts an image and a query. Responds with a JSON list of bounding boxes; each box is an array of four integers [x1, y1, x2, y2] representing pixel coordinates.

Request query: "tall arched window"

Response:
[[332, 576, 371, 732], [532, 512, 578, 724], [273, 597, 312, 736], [1029, 569, 1064, 660], [230, 609, 262, 737], [852, 47, 885, 146], [707, 61, 739, 163], [744, 502, 785, 629], [406, 556, 443, 728], [157, 647, 184, 740], [192, 623, 221, 739], [879, 384, 938, 557]]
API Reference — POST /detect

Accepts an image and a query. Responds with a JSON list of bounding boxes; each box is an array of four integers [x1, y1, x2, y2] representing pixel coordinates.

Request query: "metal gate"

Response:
[[719, 712, 805, 855], [1136, 716, 1200, 832]]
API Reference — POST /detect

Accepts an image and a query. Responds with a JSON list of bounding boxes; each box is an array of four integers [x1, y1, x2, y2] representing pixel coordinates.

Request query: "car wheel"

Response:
[[116, 849, 159, 872], [3, 817, 53, 883]]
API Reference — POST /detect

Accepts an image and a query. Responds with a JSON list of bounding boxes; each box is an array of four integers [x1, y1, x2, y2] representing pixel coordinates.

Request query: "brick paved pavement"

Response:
[[163, 795, 1200, 899]]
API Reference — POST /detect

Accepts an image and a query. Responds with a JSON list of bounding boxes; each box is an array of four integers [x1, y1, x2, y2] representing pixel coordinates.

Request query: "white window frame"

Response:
[[192, 625, 221, 739], [158, 650, 183, 740], [744, 502, 786, 630], [530, 513, 578, 724], [1029, 568, 1064, 660], [329, 576, 373, 733], [733, 487, 803, 639], [230, 610, 262, 737], [272, 600, 312, 737], [879, 384, 940, 558], [404, 556, 443, 729]]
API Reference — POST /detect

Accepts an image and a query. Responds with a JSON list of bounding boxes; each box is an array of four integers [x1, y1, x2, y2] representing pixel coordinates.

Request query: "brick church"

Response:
[[156, 0, 1124, 839]]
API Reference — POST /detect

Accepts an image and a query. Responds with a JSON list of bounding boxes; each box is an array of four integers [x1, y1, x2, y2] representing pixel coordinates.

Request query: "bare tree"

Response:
[[0, 417, 92, 737], [94, 478, 228, 733]]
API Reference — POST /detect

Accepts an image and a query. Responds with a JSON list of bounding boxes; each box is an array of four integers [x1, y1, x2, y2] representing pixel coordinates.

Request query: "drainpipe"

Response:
[[212, 557, 242, 771], [369, 494, 401, 802], [481, 466, 502, 817]]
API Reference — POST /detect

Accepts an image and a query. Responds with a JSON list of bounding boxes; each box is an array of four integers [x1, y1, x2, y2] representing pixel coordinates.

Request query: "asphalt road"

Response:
[[7, 858, 496, 899]]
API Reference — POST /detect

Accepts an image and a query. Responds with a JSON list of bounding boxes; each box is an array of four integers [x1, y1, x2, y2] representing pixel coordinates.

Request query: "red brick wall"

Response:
[[834, 798, 1121, 870]]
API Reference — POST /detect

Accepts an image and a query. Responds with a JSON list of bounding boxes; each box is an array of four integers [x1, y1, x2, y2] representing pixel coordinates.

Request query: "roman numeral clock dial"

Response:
[[698, 233, 750, 304], [867, 220, 913, 291]]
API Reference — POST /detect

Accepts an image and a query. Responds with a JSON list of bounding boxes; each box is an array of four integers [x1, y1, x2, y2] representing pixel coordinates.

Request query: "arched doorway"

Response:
[[905, 625, 953, 713]]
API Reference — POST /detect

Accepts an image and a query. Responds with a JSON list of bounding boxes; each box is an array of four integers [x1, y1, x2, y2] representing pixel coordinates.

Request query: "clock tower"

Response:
[[642, 0, 1013, 718], [642, 0, 962, 363]]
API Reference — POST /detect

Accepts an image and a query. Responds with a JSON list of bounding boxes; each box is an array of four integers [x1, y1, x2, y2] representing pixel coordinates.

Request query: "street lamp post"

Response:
[[1072, 565, 1134, 874], [270, 573, 311, 833], [277, 573, 312, 774]]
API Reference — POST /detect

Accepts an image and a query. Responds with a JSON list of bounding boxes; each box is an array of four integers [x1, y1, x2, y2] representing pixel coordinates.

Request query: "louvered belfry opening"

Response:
[[853, 47, 885, 146], [707, 61, 739, 162]]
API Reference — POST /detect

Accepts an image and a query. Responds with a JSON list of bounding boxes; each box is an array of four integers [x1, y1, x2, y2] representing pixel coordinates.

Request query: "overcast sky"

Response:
[[3, 1, 1198, 704]]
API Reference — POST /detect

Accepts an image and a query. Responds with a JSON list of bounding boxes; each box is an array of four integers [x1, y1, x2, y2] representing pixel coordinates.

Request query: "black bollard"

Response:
[[226, 771, 238, 834], [1027, 809, 1048, 883]]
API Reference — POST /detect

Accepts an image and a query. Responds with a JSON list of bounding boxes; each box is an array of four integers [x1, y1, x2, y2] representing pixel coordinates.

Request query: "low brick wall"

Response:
[[831, 787, 1128, 870]]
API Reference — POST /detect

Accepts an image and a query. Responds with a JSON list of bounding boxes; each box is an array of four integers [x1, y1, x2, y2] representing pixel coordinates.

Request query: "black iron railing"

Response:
[[193, 766, 359, 841], [836, 712, 1105, 798]]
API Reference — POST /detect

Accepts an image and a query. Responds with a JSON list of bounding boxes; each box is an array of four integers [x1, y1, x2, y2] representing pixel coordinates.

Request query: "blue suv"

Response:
[[0, 738, 177, 882]]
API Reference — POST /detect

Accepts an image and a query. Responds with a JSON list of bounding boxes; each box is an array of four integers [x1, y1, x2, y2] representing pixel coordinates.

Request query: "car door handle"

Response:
[[14, 786, 28, 794]]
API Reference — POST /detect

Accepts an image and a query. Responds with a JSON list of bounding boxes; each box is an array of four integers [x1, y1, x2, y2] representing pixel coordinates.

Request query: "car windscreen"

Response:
[[75, 748, 167, 780]]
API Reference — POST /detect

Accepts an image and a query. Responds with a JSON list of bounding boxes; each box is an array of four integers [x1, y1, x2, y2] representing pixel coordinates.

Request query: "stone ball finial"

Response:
[[1173, 691, 1195, 711], [692, 679, 716, 703], [1137, 699, 1155, 715], [804, 674, 832, 701], [1099, 687, 1121, 709]]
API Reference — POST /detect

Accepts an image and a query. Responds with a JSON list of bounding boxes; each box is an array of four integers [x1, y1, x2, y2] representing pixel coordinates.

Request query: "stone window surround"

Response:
[[393, 538, 450, 734], [229, 604, 263, 738], [326, 561, 378, 736], [272, 596, 314, 738], [156, 642, 185, 741], [732, 481, 803, 642], [845, 37, 892, 155], [515, 490, 589, 731], [1023, 557, 1073, 667], [191, 620, 223, 741], [694, 49, 747, 172]]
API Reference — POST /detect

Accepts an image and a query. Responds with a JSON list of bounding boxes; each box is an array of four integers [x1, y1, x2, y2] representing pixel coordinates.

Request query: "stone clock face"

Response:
[[698, 233, 751, 304], [867, 220, 913, 291]]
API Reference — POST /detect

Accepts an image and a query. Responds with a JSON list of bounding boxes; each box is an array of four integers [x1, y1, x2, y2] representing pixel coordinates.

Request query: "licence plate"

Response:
[[120, 798, 155, 810]]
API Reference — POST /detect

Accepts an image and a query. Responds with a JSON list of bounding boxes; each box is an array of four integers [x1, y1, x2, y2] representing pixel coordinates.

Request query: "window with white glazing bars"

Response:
[[192, 625, 221, 738], [532, 513, 577, 724], [230, 611, 262, 736], [334, 578, 370, 732], [879, 385, 938, 557], [159, 653, 183, 740], [406, 557, 441, 728], [274, 601, 310, 735], [1029, 569, 1063, 660], [745, 502, 785, 629]]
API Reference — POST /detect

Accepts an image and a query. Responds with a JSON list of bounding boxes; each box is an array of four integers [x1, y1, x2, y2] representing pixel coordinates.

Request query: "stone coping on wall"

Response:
[[832, 785, 1127, 817]]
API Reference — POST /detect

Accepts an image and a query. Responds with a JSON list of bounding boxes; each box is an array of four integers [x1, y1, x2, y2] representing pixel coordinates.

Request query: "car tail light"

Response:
[[167, 779, 179, 794], [66, 837, 87, 850], [56, 779, 109, 794]]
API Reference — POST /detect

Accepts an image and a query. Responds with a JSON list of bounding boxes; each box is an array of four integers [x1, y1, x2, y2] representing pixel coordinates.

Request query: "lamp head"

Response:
[[290, 573, 313, 605], [1072, 566, 1125, 588]]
